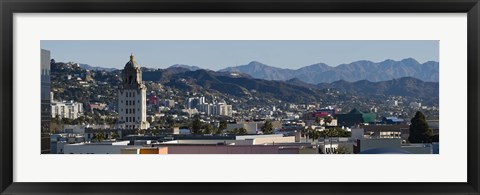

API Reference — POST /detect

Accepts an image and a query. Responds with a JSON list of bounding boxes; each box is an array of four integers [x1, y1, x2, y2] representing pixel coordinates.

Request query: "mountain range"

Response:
[[63, 61, 439, 104], [79, 63, 117, 72], [142, 68, 438, 101], [219, 58, 439, 84]]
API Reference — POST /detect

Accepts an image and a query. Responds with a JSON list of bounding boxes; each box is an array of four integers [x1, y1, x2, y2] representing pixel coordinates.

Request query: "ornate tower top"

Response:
[[125, 53, 138, 68], [121, 53, 144, 89]]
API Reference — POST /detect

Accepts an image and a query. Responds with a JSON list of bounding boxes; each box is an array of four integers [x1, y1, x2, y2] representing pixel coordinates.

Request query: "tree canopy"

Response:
[[219, 120, 228, 131], [261, 120, 274, 134], [191, 115, 203, 134], [408, 111, 433, 143], [320, 127, 351, 137]]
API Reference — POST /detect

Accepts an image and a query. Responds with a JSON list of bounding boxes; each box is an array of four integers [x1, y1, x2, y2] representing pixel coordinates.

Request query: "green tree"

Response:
[[334, 145, 350, 154], [261, 120, 274, 134], [228, 128, 238, 134], [219, 120, 228, 132], [111, 131, 120, 140], [308, 128, 320, 142], [320, 127, 351, 138], [92, 133, 105, 142], [166, 115, 175, 128], [303, 126, 313, 140], [203, 124, 213, 134], [213, 125, 223, 135], [151, 128, 159, 136], [323, 116, 333, 126], [75, 116, 86, 125], [54, 115, 61, 124], [191, 115, 203, 134], [408, 111, 433, 143], [237, 127, 248, 135]]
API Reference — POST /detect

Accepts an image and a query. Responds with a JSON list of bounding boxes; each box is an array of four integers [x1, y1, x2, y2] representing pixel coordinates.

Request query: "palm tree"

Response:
[[238, 127, 248, 135], [203, 124, 213, 134], [111, 131, 120, 140], [219, 120, 228, 132], [92, 133, 105, 142]]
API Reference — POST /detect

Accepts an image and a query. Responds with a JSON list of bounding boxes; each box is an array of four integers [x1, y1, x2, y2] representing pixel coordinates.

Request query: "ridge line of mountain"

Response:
[[74, 57, 438, 84]]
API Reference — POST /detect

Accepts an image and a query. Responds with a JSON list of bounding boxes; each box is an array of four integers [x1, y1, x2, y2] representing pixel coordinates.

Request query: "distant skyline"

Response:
[[41, 40, 439, 70]]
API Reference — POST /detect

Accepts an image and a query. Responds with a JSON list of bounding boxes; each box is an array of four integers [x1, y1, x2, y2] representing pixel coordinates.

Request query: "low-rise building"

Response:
[[63, 140, 131, 154]]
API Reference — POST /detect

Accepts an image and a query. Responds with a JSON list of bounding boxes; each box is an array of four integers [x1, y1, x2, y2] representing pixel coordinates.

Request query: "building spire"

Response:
[[130, 53, 134, 61]]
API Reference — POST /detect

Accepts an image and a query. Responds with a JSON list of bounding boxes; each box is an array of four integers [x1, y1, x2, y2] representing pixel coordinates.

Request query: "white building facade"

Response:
[[51, 100, 83, 119], [117, 54, 149, 130], [212, 103, 232, 117]]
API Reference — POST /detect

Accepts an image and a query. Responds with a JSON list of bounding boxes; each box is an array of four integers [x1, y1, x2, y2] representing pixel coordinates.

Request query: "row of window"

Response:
[[120, 100, 141, 105], [126, 108, 136, 114], [120, 108, 140, 112], [126, 91, 136, 97], [124, 117, 139, 123]]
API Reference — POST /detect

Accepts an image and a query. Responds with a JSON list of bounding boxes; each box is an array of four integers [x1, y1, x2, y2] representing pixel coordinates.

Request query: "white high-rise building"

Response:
[[51, 100, 83, 119], [117, 54, 149, 130], [212, 103, 233, 117]]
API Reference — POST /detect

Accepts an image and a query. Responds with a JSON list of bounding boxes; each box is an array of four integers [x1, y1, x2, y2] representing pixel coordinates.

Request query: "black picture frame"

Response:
[[1, 0, 479, 194]]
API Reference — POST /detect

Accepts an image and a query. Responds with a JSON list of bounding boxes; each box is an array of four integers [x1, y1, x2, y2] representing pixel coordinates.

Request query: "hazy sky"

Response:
[[41, 40, 439, 70]]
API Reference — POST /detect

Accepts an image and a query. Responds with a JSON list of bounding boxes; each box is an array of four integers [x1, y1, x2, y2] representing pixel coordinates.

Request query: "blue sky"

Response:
[[41, 40, 439, 70]]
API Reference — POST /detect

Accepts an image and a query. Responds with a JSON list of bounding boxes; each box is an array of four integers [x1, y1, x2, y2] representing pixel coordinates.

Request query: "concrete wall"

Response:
[[401, 145, 433, 154], [121, 148, 140, 154], [64, 144, 130, 154], [360, 138, 402, 152], [351, 128, 364, 140], [298, 147, 319, 154], [253, 136, 295, 145], [164, 145, 291, 154], [236, 134, 283, 140], [163, 139, 254, 145]]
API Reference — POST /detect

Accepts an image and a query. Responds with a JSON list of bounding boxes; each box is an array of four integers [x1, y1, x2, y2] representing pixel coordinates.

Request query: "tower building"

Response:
[[118, 54, 149, 129], [41, 49, 51, 154]]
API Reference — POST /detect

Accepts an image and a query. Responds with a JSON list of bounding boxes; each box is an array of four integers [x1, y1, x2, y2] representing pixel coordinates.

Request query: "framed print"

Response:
[[1, 0, 479, 194]]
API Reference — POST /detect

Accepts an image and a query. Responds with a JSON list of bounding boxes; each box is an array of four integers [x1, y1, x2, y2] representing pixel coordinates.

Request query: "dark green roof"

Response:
[[336, 108, 377, 126], [349, 108, 363, 115]]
